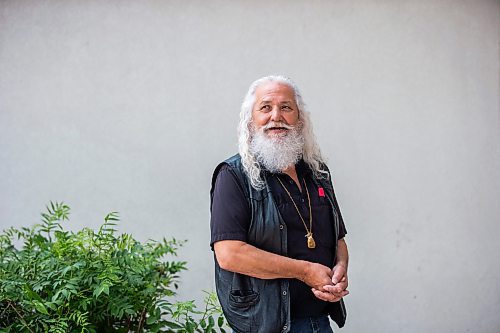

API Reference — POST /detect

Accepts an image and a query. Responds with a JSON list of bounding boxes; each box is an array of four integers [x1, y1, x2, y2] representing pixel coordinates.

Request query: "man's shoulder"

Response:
[[301, 159, 331, 180], [210, 154, 250, 200], [213, 154, 243, 174], [222, 153, 242, 167], [317, 160, 331, 173], [211, 154, 247, 186]]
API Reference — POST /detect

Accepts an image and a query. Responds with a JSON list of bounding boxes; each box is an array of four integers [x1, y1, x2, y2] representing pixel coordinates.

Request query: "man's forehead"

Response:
[[255, 82, 296, 101]]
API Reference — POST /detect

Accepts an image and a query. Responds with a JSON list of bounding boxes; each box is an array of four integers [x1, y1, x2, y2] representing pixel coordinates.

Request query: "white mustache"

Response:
[[262, 122, 294, 131]]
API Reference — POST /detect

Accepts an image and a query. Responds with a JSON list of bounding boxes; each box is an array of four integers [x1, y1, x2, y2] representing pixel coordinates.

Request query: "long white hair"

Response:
[[238, 75, 328, 189]]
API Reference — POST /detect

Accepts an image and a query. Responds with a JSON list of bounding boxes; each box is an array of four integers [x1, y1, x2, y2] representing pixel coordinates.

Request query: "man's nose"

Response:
[[270, 106, 283, 122]]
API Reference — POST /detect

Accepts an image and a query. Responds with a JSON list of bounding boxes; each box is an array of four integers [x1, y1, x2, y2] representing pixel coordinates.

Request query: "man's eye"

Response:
[[281, 105, 292, 111], [261, 105, 271, 112]]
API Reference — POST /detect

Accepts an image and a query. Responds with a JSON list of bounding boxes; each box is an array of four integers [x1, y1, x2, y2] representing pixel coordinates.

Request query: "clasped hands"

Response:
[[304, 262, 349, 302]]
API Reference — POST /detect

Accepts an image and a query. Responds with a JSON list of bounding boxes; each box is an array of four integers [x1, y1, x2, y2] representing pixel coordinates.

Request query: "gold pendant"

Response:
[[306, 233, 316, 249]]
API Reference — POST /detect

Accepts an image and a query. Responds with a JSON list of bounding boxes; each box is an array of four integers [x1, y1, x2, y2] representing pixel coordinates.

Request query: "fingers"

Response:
[[331, 272, 342, 285], [331, 265, 347, 284], [325, 286, 349, 297], [311, 288, 348, 302], [325, 279, 347, 296], [303, 263, 335, 290], [323, 283, 348, 295]]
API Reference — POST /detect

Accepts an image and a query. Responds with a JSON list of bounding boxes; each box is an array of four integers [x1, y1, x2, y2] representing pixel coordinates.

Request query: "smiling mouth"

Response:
[[265, 127, 289, 137], [266, 127, 288, 132]]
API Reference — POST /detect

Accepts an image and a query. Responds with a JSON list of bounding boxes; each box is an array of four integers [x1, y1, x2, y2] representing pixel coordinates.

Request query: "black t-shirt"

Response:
[[210, 160, 347, 319]]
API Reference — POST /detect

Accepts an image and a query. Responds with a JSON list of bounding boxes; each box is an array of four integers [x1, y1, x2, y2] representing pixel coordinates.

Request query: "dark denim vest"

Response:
[[210, 154, 346, 333]]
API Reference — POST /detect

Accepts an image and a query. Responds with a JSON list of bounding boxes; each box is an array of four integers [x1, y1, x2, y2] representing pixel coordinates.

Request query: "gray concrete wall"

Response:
[[1, 1, 499, 332]]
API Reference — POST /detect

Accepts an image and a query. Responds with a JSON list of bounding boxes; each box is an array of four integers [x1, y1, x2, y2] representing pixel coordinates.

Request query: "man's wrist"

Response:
[[298, 260, 312, 282], [335, 261, 348, 269]]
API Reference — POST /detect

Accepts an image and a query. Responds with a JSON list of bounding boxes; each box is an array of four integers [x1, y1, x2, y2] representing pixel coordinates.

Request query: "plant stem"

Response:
[[7, 301, 35, 333], [137, 306, 147, 332]]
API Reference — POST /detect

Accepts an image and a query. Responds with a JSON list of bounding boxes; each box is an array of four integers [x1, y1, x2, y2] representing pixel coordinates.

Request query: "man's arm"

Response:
[[214, 240, 334, 290], [311, 238, 349, 302], [333, 237, 349, 283]]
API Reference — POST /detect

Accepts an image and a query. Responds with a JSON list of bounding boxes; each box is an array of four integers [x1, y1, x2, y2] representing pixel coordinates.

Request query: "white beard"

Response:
[[249, 123, 304, 173]]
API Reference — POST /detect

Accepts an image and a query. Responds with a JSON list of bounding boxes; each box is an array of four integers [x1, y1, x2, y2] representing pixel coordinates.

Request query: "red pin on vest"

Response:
[[318, 187, 325, 197]]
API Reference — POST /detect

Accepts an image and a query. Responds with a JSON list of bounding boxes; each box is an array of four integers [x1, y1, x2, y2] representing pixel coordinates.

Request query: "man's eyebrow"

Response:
[[258, 99, 294, 104]]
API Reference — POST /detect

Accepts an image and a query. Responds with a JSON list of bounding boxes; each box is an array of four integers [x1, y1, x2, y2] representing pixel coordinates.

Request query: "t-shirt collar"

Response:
[[261, 159, 312, 177]]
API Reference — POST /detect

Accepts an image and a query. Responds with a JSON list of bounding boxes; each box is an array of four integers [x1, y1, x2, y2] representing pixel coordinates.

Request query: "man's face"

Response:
[[251, 81, 300, 138]]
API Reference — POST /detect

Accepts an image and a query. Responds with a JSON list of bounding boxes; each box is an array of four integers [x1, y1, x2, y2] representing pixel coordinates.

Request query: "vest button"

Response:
[[282, 325, 288, 331], [282, 291, 287, 296], [279, 224, 284, 230]]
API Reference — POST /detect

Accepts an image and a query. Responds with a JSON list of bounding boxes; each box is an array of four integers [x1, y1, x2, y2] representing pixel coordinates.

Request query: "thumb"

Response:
[[331, 267, 343, 285]]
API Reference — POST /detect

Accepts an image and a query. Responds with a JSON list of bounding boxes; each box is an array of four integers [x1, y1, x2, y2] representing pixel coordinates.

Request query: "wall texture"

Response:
[[1, 1, 499, 332]]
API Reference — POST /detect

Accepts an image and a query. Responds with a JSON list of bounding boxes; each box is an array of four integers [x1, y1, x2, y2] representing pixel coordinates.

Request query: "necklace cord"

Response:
[[275, 176, 312, 236]]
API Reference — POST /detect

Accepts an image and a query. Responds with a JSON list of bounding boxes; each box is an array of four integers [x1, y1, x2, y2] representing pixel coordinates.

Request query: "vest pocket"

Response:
[[229, 289, 260, 308], [226, 290, 259, 332]]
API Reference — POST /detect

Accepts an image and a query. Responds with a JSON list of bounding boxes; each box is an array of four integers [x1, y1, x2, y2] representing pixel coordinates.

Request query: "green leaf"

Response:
[[61, 265, 72, 276], [149, 324, 160, 333], [93, 283, 109, 298], [25, 287, 43, 302], [146, 315, 157, 325], [46, 302, 57, 310], [34, 301, 49, 315], [164, 321, 183, 329]]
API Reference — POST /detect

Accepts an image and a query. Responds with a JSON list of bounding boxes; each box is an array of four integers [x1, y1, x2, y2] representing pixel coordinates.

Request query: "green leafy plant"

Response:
[[0, 202, 227, 333]]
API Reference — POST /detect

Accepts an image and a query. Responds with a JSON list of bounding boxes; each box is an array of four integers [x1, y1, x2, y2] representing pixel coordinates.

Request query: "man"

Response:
[[210, 75, 349, 333]]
